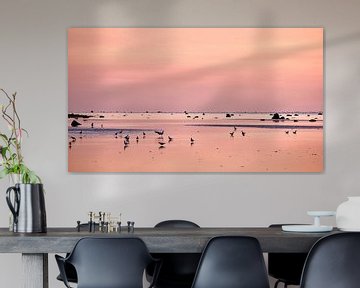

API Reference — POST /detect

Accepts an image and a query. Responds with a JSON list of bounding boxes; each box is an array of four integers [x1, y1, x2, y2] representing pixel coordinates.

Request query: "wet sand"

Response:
[[68, 112, 323, 172]]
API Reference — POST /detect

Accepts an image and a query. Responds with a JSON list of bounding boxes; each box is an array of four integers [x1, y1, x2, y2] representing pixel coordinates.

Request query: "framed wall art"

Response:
[[68, 28, 323, 172]]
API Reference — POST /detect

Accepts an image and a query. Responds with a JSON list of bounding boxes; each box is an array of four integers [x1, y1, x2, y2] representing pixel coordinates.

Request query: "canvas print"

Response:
[[68, 28, 323, 172]]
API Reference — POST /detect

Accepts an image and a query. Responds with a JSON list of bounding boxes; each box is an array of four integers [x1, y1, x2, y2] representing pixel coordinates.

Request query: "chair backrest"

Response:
[[155, 220, 200, 228], [300, 232, 360, 288], [191, 236, 270, 288], [151, 220, 201, 285], [67, 237, 154, 288]]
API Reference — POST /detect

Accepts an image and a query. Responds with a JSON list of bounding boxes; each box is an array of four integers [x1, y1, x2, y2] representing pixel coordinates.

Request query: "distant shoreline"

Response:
[[187, 124, 323, 129], [69, 111, 323, 115], [68, 123, 323, 134]]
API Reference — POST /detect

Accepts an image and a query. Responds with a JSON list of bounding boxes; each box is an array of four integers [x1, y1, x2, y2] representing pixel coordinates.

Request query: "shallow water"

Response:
[[68, 112, 323, 172]]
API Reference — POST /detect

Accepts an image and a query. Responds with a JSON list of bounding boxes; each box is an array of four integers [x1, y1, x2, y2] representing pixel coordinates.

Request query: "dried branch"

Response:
[[0, 88, 39, 183]]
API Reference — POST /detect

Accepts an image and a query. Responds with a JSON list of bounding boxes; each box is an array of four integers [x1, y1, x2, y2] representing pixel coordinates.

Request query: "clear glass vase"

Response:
[[9, 173, 22, 185]]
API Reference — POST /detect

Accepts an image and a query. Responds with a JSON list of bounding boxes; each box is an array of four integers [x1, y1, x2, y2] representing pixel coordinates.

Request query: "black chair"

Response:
[[56, 262, 77, 284], [147, 220, 201, 288], [300, 232, 360, 288], [55, 237, 160, 288], [191, 236, 270, 288], [56, 223, 99, 284], [154, 220, 200, 229], [268, 224, 308, 288]]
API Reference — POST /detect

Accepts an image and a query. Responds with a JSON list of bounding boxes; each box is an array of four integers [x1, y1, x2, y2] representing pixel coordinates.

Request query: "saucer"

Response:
[[282, 225, 333, 233]]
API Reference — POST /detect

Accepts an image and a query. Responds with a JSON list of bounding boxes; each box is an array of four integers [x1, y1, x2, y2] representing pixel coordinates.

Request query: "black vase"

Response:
[[6, 183, 47, 233]]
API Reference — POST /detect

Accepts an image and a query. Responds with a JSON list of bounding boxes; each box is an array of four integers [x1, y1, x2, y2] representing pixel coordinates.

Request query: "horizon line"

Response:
[[69, 110, 323, 114]]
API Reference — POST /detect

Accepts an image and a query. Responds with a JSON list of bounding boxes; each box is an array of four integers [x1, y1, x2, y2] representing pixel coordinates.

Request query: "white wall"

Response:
[[0, 0, 360, 287]]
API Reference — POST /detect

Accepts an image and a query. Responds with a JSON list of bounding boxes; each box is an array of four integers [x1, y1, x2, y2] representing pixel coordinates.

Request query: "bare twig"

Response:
[[0, 89, 24, 169]]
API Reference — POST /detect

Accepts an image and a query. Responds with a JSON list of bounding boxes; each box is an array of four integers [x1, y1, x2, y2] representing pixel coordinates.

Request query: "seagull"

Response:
[[285, 131, 289, 134], [70, 136, 76, 142], [124, 139, 129, 146], [136, 136, 139, 143], [293, 130, 297, 134], [155, 130, 164, 136], [124, 135, 130, 141], [168, 136, 173, 142], [143, 132, 146, 136], [241, 131, 246, 136], [158, 141, 166, 146], [91, 123, 94, 128], [233, 126, 237, 131], [230, 131, 234, 137], [190, 138, 195, 145]]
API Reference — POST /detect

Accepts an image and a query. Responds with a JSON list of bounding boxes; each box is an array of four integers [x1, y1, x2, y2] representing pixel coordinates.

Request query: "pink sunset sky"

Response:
[[68, 28, 323, 113]]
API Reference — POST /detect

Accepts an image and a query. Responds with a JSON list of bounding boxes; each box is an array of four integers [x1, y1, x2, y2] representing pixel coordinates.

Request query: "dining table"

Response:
[[0, 226, 339, 288]]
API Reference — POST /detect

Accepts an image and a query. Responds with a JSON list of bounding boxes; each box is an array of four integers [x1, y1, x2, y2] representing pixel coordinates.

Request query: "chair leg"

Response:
[[274, 280, 290, 288]]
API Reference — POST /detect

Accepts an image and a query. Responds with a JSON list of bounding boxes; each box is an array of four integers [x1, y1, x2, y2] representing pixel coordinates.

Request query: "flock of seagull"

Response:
[[69, 124, 299, 150], [229, 126, 246, 137], [121, 129, 196, 150], [68, 128, 195, 150]]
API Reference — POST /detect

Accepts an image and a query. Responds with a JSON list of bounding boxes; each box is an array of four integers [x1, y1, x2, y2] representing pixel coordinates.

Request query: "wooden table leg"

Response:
[[22, 253, 48, 288]]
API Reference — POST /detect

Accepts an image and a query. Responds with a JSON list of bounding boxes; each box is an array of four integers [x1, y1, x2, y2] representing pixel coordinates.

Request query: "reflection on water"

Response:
[[68, 112, 323, 172]]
